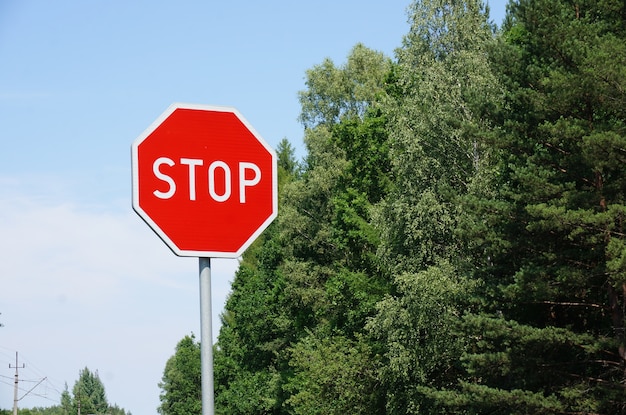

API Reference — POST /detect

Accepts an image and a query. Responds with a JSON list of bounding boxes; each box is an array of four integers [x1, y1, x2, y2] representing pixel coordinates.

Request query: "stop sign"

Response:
[[131, 103, 277, 258]]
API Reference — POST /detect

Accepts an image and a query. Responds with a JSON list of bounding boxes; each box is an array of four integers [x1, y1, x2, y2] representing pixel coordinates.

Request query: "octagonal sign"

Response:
[[132, 103, 277, 258]]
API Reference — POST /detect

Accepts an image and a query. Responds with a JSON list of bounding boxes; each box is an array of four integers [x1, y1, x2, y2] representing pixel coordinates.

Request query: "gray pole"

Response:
[[12, 352, 18, 415], [199, 257, 214, 415], [10, 352, 24, 415]]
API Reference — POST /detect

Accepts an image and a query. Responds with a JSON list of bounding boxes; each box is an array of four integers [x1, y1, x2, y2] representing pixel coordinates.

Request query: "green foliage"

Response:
[[367, 263, 476, 414], [15, 368, 132, 415], [376, 0, 501, 279], [285, 331, 382, 415], [13, 408, 67, 415], [215, 368, 282, 415], [418, 382, 565, 415], [214, 246, 293, 413], [276, 138, 298, 177], [158, 335, 201, 415], [214, 42, 394, 413], [298, 43, 392, 128], [448, 1, 626, 413], [330, 110, 392, 204], [276, 137, 300, 194], [71, 367, 108, 415], [167, 1, 626, 414]]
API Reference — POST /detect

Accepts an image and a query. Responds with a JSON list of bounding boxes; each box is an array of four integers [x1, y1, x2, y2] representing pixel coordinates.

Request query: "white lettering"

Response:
[[180, 158, 203, 201], [208, 161, 231, 202], [153, 157, 176, 199], [239, 162, 261, 203], [152, 158, 264, 203]]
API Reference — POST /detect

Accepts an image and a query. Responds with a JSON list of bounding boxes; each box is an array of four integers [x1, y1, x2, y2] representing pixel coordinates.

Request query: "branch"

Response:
[[538, 300, 608, 310]]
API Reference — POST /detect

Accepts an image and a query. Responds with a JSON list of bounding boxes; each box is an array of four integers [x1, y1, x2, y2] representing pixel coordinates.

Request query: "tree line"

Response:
[[158, 0, 626, 413], [2, 368, 130, 415]]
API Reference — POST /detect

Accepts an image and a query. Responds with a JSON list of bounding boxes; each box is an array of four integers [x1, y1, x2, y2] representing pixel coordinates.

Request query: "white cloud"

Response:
[[3, 196, 163, 303]]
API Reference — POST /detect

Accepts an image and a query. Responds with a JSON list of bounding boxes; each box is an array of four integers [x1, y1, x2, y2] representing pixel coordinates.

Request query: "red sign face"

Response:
[[132, 103, 277, 257]]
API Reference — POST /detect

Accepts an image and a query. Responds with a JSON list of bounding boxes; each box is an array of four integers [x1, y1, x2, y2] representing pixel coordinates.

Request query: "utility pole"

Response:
[[9, 352, 25, 415]]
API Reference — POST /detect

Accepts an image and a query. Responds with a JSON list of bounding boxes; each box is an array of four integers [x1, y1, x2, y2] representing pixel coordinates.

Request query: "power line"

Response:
[[1, 374, 40, 383], [0, 347, 66, 402], [0, 378, 61, 404], [5, 352, 58, 412], [18, 377, 47, 402]]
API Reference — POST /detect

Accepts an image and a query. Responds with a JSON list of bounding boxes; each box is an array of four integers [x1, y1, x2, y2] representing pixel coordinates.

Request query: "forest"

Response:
[[156, 0, 626, 414]]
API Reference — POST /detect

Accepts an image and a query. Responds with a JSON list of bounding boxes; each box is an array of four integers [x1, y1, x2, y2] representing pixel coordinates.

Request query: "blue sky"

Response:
[[0, 1, 508, 413]]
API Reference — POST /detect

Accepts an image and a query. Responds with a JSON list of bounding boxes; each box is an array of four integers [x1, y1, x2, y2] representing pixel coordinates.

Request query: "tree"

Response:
[[158, 335, 201, 415], [276, 137, 298, 178], [367, 263, 476, 414], [31, 367, 133, 415], [285, 331, 382, 415], [60, 385, 71, 414], [369, 0, 505, 412], [427, 0, 626, 413], [298, 43, 392, 129], [6, 377, 130, 415], [213, 44, 394, 414], [375, 0, 500, 275], [71, 368, 108, 415], [214, 259, 288, 414]]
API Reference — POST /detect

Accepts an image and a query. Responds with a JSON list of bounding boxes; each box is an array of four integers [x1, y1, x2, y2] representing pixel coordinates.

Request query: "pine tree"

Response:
[[71, 368, 109, 415], [442, 1, 626, 413]]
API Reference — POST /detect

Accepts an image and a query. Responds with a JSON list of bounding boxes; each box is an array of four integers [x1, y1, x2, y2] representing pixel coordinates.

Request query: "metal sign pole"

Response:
[[199, 257, 214, 415]]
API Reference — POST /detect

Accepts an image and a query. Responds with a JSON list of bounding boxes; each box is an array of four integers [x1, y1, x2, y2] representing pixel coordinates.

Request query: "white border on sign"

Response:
[[131, 102, 278, 258]]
